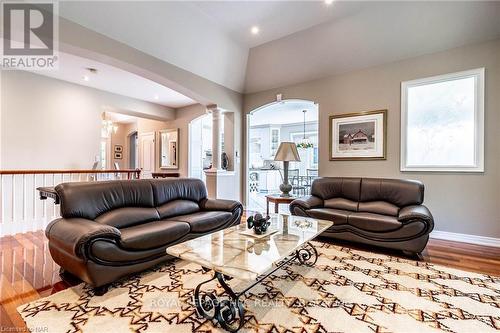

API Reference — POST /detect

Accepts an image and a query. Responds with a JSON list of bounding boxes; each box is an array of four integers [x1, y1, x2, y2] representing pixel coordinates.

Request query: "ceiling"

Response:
[[190, 1, 342, 48], [245, 1, 500, 93], [32, 52, 195, 108], [59, 1, 249, 93], [58, 1, 500, 94]]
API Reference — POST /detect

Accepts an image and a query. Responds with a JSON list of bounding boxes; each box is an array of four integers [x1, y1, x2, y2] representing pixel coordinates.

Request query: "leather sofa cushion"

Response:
[[156, 199, 200, 219], [307, 208, 349, 225], [119, 220, 190, 250], [56, 180, 155, 219], [360, 178, 424, 207], [95, 207, 160, 228], [170, 211, 233, 233], [151, 178, 207, 206], [91, 239, 167, 263], [348, 212, 402, 232], [311, 177, 361, 201], [358, 201, 399, 216], [324, 198, 358, 211]]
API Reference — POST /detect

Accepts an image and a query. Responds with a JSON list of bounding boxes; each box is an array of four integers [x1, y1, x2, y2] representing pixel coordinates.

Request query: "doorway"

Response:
[[246, 99, 319, 212], [128, 131, 138, 169], [138, 132, 155, 178]]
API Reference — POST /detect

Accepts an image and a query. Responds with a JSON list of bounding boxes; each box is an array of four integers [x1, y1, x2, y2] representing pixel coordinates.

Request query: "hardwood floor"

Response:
[[1, 224, 499, 330]]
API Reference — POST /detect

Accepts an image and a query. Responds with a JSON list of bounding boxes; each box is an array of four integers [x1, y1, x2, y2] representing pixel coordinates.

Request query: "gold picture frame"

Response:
[[329, 109, 387, 161]]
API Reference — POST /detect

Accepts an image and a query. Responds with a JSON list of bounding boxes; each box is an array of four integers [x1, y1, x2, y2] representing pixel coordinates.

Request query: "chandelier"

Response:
[[296, 109, 314, 149], [101, 119, 118, 138]]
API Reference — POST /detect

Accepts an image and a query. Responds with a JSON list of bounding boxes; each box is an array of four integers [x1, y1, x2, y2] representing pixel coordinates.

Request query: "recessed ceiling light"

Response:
[[325, 0, 334, 5], [82, 67, 97, 82], [251, 26, 259, 35], [154, 95, 159, 100]]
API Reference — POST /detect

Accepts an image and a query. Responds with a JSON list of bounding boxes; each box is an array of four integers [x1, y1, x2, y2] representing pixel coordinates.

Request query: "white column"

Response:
[[209, 106, 222, 171], [205, 105, 222, 198]]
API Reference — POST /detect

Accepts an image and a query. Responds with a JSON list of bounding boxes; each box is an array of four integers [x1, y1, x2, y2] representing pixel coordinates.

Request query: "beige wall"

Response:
[[0, 70, 174, 169], [0, 70, 242, 202], [243, 38, 500, 238], [163, 104, 206, 177]]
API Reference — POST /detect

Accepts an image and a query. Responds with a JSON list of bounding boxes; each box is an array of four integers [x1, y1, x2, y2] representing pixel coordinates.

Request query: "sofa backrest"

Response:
[[310, 177, 424, 215], [56, 180, 155, 220], [151, 178, 207, 219], [359, 178, 424, 207], [150, 178, 207, 206], [311, 177, 361, 211], [56, 178, 208, 225]]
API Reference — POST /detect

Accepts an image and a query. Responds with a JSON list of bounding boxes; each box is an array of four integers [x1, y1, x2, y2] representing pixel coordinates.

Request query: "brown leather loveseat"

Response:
[[46, 178, 242, 293], [290, 177, 434, 255]]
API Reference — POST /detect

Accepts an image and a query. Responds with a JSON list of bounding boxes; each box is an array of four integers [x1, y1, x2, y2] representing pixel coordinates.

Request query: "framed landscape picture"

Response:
[[329, 110, 387, 160]]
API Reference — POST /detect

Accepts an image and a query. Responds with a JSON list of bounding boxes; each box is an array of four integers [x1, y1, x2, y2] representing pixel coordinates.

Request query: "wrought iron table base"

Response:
[[193, 242, 318, 332]]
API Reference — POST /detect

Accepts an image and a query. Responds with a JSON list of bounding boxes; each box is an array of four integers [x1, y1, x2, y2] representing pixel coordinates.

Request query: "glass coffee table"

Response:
[[167, 214, 333, 332]]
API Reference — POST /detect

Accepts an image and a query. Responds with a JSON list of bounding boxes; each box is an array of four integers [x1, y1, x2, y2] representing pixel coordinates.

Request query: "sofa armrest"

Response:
[[290, 196, 324, 216], [45, 218, 121, 259], [200, 198, 242, 213], [290, 195, 323, 210], [398, 205, 434, 227]]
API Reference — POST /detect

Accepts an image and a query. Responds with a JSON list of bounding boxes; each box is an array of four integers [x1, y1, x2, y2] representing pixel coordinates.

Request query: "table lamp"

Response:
[[274, 142, 301, 197]]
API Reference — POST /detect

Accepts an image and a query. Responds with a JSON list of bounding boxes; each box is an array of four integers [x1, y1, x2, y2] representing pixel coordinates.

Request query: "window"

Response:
[[270, 128, 280, 156], [401, 68, 484, 172]]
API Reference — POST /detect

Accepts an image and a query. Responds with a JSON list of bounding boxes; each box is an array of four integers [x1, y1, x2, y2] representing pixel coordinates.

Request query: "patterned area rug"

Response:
[[18, 242, 500, 332]]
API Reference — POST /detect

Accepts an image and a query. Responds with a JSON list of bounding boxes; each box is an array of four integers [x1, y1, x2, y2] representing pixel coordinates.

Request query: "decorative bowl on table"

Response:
[[246, 213, 271, 235], [293, 219, 313, 229]]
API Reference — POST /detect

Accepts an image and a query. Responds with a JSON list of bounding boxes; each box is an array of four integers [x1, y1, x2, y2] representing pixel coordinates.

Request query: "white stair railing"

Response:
[[0, 169, 141, 237]]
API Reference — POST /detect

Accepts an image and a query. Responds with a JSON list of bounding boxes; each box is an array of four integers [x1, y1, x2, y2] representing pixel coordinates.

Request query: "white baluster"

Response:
[[33, 174, 38, 221], [52, 174, 56, 219], [33, 174, 36, 232], [42, 174, 46, 219], [0, 175, 3, 234], [12, 175, 15, 228], [22, 174, 26, 224]]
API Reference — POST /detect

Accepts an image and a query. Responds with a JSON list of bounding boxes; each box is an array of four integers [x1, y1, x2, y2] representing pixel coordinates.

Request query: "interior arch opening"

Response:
[[188, 113, 213, 183], [246, 99, 319, 212]]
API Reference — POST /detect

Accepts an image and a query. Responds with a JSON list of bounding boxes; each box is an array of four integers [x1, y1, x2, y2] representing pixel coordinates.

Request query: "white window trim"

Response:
[[400, 68, 485, 172]]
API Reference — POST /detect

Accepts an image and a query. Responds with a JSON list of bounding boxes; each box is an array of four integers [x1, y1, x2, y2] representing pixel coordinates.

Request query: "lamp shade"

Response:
[[274, 142, 301, 162]]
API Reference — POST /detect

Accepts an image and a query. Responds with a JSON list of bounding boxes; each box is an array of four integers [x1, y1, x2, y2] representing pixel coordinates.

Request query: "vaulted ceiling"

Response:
[[59, 1, 500, 95], [245, 1, 500, 93]]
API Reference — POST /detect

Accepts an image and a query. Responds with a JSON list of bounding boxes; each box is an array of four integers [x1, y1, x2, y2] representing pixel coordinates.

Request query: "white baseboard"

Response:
[[431, 230, 500, 248]]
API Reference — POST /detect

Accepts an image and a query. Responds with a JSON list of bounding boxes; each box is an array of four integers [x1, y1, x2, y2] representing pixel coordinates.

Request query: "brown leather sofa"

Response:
[[290, 177, 434, 254], [46, 178, 242, 293]]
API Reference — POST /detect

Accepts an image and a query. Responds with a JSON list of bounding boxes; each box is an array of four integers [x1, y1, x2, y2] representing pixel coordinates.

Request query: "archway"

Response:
[[246, 99, 319, 211], [188, 113, 213, 182]]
